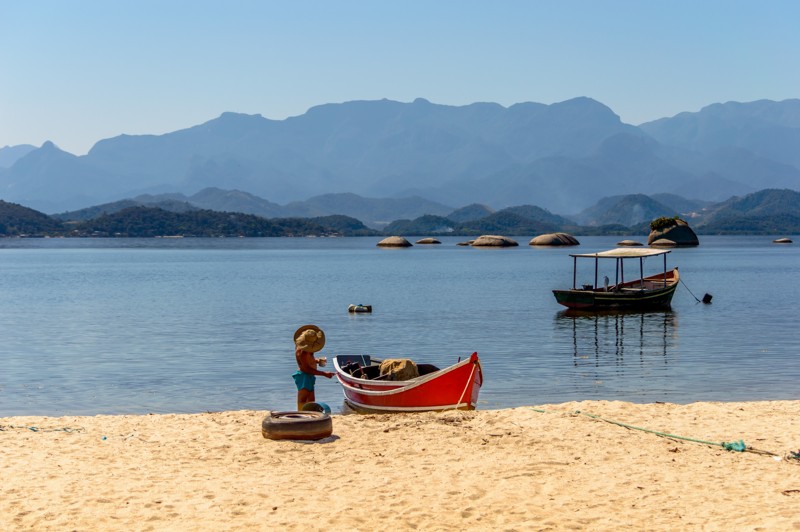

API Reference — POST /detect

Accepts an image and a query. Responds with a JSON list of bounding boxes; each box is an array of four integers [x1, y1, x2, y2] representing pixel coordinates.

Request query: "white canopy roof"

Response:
[[570, 248, 671, 259]]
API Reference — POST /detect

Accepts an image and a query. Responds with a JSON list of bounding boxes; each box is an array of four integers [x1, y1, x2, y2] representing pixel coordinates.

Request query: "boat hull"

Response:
[[333, 353, 483, 413], [553, 268, 679, 310]]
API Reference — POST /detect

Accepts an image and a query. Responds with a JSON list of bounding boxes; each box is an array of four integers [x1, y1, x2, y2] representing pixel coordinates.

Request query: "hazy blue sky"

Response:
[[2, 1, 798, 154]]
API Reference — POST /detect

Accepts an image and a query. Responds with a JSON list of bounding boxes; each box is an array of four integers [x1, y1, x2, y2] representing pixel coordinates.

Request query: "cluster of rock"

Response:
[[457, 233, 584, 247], [379, 222, 707, 249], [376, 236, 444, 247], [381, 233, 583, 248]]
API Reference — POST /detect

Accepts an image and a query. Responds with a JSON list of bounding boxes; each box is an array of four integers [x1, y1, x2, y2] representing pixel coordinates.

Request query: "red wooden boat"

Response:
[[332, 352, 483, 413]]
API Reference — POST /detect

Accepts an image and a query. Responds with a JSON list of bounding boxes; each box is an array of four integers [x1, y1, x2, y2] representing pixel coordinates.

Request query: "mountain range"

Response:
[[1, 97, 799, 217]]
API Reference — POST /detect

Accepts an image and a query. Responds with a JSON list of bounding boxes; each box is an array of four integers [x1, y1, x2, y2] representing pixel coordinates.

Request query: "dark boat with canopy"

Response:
[[552, 248, 679, 310]]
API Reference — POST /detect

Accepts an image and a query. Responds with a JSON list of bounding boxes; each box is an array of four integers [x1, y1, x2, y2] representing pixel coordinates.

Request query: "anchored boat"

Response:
[[552, 248, 679, 310], [332, 352, 483, 413]]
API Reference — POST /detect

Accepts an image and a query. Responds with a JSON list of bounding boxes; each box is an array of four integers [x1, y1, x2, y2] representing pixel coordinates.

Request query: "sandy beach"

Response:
[[3, 400, 800, 531]]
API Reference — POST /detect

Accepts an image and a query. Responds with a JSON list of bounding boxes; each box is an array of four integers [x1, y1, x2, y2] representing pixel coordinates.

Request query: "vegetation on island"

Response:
[[649, 216, 685, 232], [1, 188, 800, 239], [0, 200, 66, 236], [0, 202, 379, 238]]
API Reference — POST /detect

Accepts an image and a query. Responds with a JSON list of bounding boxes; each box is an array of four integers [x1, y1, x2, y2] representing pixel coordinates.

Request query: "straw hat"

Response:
[[293, 324, 325, 353]]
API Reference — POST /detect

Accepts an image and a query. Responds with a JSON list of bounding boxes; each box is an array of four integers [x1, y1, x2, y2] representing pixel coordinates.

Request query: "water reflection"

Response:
[[554, 309, 678, 368]]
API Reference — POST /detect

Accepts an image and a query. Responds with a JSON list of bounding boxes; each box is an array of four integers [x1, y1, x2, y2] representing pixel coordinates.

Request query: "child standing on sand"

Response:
[[292, 325, 334, 410]]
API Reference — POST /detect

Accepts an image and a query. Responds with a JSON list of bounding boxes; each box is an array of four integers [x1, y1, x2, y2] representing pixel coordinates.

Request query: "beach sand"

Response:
[[3, 401, 800, 530]]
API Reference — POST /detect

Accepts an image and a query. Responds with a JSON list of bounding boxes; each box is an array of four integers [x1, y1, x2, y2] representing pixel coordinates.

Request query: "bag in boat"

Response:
[[378, 359, 419, 381]]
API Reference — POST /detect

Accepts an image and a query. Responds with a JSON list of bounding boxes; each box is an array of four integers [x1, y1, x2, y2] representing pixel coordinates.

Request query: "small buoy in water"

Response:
[[702, 293, 713, 304]]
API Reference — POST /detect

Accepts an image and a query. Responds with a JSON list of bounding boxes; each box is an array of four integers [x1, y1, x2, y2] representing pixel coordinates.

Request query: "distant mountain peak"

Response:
[[21, 140, 75, 162], [0, 144, 37, 168], [551, 97, 622, 122], [216, 111, 265, 121], [224, 111, 260, 117]]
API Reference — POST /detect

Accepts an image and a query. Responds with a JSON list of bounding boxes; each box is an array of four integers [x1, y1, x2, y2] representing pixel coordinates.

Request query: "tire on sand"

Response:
[[262, 411, 333, 441]]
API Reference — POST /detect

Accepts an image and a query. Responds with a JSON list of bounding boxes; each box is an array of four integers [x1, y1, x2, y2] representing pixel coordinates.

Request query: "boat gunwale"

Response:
[[554, 269, 679, 294], [332, 354, 480, 396], [553, 284, 677, 298]]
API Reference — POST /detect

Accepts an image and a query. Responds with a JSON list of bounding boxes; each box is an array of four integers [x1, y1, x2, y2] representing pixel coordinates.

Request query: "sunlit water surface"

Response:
[[1, 235, 798, 415]]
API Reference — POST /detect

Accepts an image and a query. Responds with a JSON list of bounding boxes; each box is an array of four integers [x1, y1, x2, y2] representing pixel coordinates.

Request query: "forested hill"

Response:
[[2, 188, 800, 238], [0, 200, 65, 235], [0, 203, 379, 238]]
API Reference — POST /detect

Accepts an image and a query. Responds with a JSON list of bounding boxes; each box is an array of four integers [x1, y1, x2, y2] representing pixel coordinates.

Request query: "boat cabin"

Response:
[[567, 248, 673, 292]]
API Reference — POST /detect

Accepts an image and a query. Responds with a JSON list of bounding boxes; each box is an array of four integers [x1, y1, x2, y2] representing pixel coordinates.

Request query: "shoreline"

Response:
[[3, 400, 800, 530]]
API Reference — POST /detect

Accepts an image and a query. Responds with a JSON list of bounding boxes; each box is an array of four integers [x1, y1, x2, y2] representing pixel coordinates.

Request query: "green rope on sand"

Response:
[[530, 408, 779, 457], [0, 424, 85, 433]]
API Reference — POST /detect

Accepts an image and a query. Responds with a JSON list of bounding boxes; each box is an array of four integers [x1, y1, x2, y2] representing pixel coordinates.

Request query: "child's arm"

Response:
[[297, 350, 334, 377]]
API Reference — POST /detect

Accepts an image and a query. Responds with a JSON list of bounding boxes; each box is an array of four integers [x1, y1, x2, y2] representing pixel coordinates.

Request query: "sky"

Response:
[[1, 0, 798, 155]]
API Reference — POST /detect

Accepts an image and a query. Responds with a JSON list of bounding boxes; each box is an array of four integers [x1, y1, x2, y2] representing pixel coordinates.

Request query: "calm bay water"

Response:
[[1, 235, 799, 416]]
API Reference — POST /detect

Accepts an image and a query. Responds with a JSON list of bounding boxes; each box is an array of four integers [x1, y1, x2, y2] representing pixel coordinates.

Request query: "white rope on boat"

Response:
[[456, 362, 477, 409]]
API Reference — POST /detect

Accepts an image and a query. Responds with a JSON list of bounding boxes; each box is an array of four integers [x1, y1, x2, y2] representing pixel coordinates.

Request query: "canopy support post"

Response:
[[572, 256, 577, 289], [640, 257, 644, 289]]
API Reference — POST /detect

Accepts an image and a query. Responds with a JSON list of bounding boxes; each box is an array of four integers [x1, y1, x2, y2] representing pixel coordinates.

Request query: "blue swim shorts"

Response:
[[292, 371, 316, 391]]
